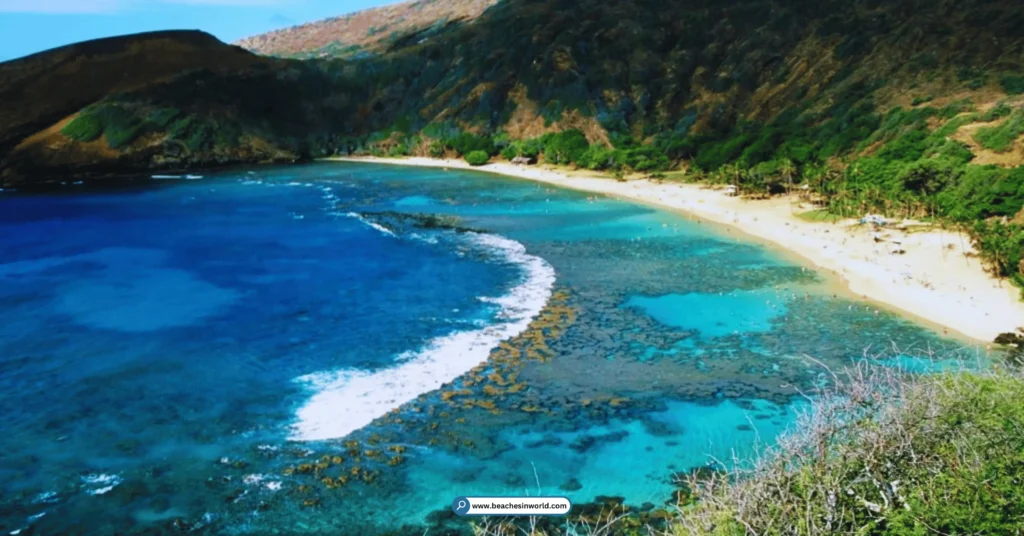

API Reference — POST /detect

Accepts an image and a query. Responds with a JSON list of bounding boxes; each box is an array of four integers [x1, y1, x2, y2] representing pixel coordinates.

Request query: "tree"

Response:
[[542, 129, 589, 165], [778, 158, 796, 192], [465, 150, 490, 166]]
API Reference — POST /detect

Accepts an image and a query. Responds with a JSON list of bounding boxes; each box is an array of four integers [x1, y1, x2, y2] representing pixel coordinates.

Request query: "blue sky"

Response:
[[0, 0, 397, 61]]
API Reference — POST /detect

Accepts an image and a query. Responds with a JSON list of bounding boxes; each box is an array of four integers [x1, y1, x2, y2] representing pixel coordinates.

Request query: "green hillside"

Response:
[[332, 0, 1024, 289], [2, 0, 1024, 286]]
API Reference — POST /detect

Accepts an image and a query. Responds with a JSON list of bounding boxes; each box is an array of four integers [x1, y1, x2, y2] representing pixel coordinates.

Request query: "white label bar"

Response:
[[451, 496, 571, 516]]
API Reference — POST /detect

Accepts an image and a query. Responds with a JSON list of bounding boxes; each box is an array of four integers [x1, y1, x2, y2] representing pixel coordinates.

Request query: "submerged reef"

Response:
[[348, 210, 489, 235]]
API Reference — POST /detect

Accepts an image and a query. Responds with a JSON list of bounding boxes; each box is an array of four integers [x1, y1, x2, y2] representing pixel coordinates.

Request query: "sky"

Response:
[[0, 0, 398, 61]]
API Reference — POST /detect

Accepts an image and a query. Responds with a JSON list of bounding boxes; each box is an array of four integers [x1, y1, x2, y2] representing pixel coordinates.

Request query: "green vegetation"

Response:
[[541, 129, 588, 165], [61, 112, 104, 142], [974, 107, 1024, 152], [346, 100, 1024, 291], [447, 132, 496, 157], [673, 362, 1024, 535], [1001, 74, 1024, 95], [61, 103, 142, 148], [910, 94, 934, 106], [367, 127, 674, 175], [795, 209, 843, 223], [464, 150, 489, 166], [168, 116, 216, 153], [60, 103, 186, 150]]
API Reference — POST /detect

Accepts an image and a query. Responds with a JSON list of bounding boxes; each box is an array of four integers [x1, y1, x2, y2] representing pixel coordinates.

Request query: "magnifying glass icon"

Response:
[[452, 497, 471, 515]]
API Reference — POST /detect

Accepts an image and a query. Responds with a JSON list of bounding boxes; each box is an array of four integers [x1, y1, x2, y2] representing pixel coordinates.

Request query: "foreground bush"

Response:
[[465, 150, 490, 166], [674, 359, 1024, 536]]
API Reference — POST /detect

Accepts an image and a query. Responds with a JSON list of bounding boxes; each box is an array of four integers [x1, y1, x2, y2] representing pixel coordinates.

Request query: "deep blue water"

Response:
[[0, 163, 969, 534]]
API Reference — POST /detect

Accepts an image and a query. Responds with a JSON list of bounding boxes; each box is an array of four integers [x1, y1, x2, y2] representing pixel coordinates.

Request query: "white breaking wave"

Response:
[[151, 174, 204, 180], [81, 473, 122, 496], [290, 232, 556, 441], [343, 212, 397, 238]]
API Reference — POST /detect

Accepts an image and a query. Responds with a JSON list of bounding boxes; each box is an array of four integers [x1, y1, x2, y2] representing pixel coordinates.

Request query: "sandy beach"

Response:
[[326, 156, 1024, 343]]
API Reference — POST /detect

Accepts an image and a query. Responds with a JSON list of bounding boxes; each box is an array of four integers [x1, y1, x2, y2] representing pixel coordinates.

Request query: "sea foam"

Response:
[[343, 212, 397, 238], [290, 232, 555, 441]]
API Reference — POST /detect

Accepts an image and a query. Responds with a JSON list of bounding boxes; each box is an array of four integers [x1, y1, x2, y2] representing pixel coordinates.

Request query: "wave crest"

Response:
[[290, 232, 555, 441]]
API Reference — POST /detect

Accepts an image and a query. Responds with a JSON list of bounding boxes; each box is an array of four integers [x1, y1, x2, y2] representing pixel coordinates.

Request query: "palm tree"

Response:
[[778, 158, 797, 211], [778, 158, 796, 191], [728, 163, 745, 195]]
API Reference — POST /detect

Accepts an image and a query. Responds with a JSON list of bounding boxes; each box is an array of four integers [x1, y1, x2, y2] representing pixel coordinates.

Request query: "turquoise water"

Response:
[[624, 289, 788, 338], [0, 163, 967, 534]]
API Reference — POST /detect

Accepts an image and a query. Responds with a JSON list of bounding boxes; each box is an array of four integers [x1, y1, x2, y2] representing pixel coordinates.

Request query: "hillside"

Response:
[[6, 0, 1023, 187], [235, 0, 498, 59], [0, 31, 374, 187], [3, 0, 1024, 288], [0, 31, 266, 160]]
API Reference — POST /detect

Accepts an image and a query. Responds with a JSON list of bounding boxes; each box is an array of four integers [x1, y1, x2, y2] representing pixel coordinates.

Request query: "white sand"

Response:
[[326, 156, 1024, 343]]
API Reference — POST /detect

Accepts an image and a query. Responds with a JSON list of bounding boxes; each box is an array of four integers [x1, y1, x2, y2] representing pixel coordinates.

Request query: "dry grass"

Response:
[[466, 346, 1024, 536], [673, 348, 1024, 536]]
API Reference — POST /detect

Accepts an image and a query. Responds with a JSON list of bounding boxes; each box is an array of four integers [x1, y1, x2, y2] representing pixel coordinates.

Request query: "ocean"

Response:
[[0, 162, 967, 534]]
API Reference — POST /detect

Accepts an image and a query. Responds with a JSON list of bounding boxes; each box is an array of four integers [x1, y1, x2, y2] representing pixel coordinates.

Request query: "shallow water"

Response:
[[0, 163, 968, 534]]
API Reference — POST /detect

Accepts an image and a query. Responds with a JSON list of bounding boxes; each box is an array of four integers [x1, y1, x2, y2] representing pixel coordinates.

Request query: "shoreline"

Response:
[[325, 156, 1024, 343]]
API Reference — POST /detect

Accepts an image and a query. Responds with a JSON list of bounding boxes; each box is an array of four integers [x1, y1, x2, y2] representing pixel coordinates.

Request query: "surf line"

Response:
[[290, 232, 555, 441]]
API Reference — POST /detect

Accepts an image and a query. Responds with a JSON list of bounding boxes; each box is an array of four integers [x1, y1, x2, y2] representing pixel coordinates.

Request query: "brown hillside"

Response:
[[235, 0, 498, 58], [0, 30, 273, 159]]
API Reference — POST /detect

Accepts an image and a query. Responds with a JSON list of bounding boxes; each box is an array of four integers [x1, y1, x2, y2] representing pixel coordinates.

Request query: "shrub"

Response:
[[464, 150, 489, 166], [185, 123, 214, 153], [974, 107, 1024, 152], [972, 220, 1024, 283], [103, 113, 147, 149], [694, 132, 753, 170], [911, 94, 935, 106], [620, 145, 670, 172], [577, 144, 616, 170], [1000, 74, 1024, 95], [675, 360, 1024, 536], [61, 103, 150, 148], [387, 143, 409, 157], [657, 134, 703, 161], [982, 102, 1013, 122], [168, 117, 213, 153], [147, 108, 181, 129], [428, 140, 446, 158], [500, 143, 519, 160], [542, 129, 589, 165], [519, 138, 544, 158], [61, 111, 104, 142], [448, 133, 496, 156]]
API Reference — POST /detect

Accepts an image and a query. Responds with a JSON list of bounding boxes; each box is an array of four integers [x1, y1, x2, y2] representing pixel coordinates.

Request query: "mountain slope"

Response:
[[0, 31, 267, 161], [3, 0, 1024, 189], [235, 0, 498, 59], [0, 31, 374, 187], [349, 0, 1022, 144]]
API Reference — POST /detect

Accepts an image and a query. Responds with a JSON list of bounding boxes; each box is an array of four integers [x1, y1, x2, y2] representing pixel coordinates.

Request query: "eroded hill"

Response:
[[235, 0, 498, 59]]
